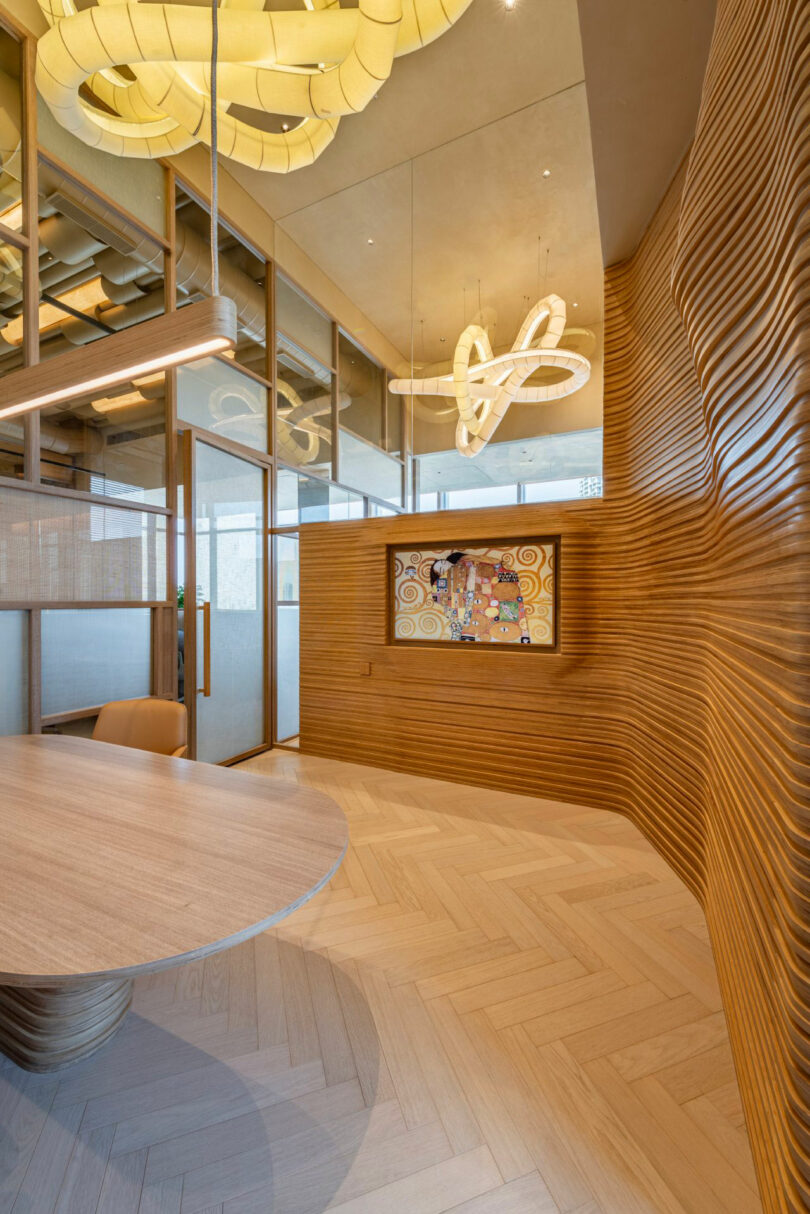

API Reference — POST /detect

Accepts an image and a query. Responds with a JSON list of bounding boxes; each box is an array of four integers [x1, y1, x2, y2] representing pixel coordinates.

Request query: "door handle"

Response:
[[197, 600, 211, 697]]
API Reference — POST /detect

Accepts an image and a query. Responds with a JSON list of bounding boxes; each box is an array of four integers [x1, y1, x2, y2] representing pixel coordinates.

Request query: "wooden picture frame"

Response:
[[388, 536, 560, 652]]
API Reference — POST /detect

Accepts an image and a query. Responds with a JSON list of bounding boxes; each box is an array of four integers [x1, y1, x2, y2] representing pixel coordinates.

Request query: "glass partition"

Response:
[[39, 379, 166, 505], [276, 275, 332, 368], [338, 331, 384, 448], [339, 431, 403, 507], [37, 114, 165, 240], [0, 611, 28, 733], [276, 465, 364, 525], [275, 532, 299, 742], [178, 357, 268, 453], [0, 236, 24, 385], [34, 160, 166, 366], [276, 341, 332, 476], [415, 429, 603, 509], [386, 387, 403, 457], [41, 608, 151, 716], [0, 28, 22, 230], [193, 440, 265, 763], [175, 184, 268, 379]]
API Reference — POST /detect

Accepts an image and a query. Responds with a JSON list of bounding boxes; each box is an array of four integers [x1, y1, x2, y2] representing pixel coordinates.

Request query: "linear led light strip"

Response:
[[0, 295, 238, 418]]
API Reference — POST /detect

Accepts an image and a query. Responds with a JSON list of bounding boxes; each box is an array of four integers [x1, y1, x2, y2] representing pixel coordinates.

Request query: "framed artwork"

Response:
[[389, 537, 559, 650]]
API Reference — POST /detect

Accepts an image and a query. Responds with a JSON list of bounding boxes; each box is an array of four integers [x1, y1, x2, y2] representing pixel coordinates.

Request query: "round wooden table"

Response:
[[0, 734, 347, 1072]]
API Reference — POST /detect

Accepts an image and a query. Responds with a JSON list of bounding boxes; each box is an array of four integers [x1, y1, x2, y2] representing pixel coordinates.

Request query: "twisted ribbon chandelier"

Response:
[[34, 0, 473, 173], [389, 295, 592, 458]]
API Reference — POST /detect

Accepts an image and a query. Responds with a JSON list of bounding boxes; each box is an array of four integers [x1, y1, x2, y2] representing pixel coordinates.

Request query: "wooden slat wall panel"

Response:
[[299, 2, 809, 1208], [671, 1, 810, 1210]]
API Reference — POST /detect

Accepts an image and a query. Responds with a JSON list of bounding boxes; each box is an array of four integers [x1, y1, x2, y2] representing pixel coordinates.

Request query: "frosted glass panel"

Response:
[[195, 441, 265, 763], [276, 605, 299, 742], [339, 431, 403, 506], [0, 487, 166, 602], [41, 609, 151, 716], [178, 359, 268, 453], [276, 533, 298, 602], [0, 612, 28, 734]]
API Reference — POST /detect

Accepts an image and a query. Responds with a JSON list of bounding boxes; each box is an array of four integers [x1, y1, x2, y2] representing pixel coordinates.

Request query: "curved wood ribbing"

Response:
[[0, 979, 133, 1072], [670, 1, 810, 1208], [298, 1, 810, 1207]]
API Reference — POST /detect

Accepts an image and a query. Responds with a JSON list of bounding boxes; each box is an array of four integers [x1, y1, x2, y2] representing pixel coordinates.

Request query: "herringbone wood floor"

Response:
[[0, 752, 761, 1213]]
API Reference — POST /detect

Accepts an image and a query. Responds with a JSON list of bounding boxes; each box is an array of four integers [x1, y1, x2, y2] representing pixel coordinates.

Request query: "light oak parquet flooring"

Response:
[[0, 753, 761, 1213]]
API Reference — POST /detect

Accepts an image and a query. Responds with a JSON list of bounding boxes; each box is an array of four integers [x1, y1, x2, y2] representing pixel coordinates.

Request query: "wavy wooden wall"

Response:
[[298, 1, 810, 1207]]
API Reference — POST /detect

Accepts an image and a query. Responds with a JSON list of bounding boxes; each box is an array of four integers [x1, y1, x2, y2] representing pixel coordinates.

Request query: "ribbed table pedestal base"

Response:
[[0, 978, 133, 1072]]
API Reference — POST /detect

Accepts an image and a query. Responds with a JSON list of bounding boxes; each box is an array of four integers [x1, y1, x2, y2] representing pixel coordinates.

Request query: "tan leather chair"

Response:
[[92, 697, 188, 758]]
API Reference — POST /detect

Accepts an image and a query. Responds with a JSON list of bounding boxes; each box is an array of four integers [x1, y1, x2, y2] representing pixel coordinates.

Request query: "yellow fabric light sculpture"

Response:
[[34, 0, 473, 173], [389, 295, 592, 458]]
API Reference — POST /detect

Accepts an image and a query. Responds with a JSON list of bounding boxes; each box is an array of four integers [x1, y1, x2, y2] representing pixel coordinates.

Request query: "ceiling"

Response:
[[230, 0, 604, 369], [223, 0, 716, 374], [578, 0, 717, 266]]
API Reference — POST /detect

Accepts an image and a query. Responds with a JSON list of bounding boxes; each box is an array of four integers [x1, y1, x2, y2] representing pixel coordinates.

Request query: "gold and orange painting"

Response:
[[390, 539, 558, 649]]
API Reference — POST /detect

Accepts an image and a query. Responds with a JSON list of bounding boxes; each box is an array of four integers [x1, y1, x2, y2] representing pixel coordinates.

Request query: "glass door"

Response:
[[274, 531, 300, 743], [186, 436, 268, 763]]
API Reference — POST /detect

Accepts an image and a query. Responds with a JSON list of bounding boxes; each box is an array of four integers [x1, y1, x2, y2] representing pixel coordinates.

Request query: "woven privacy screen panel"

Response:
[[0, 487, 166, 601]]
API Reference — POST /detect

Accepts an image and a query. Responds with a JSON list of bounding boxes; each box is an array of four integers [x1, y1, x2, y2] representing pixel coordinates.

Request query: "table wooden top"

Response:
[[0, 735, 348, 985]]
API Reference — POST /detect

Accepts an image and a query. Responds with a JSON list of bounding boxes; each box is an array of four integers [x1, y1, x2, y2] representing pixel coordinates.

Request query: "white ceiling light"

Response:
[[0, 297, 238, 420], [542, 169, 551, 178], [389, 295, 591, 458], [33, 0, 474, 175]]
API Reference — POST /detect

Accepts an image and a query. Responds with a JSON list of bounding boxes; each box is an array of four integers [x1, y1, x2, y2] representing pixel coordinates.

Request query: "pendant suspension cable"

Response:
[[210, 0, 220, 297]]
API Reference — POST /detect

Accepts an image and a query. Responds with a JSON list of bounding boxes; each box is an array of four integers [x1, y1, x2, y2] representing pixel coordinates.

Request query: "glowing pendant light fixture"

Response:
[[33, 1, 474, 175], [0, 0, 237, 421], [389, 295, 592, 459]]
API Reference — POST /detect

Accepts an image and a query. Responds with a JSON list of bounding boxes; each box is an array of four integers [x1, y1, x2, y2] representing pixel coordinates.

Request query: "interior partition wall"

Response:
[[0, 7, 408, 756]]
